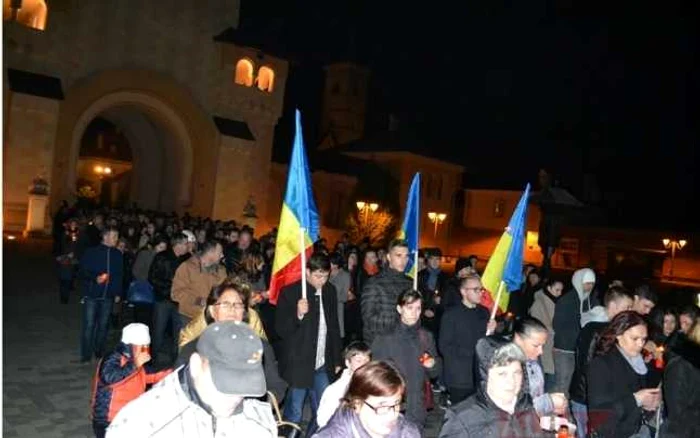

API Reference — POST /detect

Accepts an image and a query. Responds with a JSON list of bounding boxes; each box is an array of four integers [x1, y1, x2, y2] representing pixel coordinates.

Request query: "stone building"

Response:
[[3, 0, 288, 231]]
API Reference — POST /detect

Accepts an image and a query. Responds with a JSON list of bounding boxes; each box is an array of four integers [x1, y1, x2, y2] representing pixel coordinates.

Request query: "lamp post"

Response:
[[427, 212, 447, 238], [356, 201, 379, 222], [94, 165, 113, 206], [662, 238, 687, 278]]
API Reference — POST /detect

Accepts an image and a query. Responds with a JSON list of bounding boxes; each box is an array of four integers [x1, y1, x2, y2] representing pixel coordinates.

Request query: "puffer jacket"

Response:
[[313, 406, 421, 438], [361, 268, 412, 344], [439, 387, 546, 438], [106, 367, 277, 438], [90, 343, 171, 426]]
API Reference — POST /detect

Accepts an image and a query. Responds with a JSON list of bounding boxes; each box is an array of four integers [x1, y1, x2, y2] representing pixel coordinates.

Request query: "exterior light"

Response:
[[94, 165, 103, 174], [428, 212, 437, 221], [369, 203, 378, 212], [356, 201, 365, 210], [661, 238, 688, 278], [104, 167, 112, 174], [427, 212, 447, 238], [662, 238, 670, 248], [679, 240, 687, 249]]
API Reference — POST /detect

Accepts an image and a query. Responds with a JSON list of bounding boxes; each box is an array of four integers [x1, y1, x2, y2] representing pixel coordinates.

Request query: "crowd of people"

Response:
[[52, 202, 700, 437]]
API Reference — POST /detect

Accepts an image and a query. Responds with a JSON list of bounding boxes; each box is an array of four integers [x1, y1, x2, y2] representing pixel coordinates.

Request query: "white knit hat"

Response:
[[121, 323, 151, 345]]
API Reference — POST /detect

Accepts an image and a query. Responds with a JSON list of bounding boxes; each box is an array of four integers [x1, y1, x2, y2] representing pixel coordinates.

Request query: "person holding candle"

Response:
[[90, 323, 172, 438]]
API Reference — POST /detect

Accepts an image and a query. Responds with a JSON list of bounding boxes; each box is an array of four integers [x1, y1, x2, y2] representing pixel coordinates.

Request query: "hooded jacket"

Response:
[[552, 268, 599, 351]]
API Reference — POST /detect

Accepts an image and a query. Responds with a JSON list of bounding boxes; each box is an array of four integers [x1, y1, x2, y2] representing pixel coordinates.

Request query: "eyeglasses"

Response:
[[363, 400, 403, 415], [212, 302, 245, 310]]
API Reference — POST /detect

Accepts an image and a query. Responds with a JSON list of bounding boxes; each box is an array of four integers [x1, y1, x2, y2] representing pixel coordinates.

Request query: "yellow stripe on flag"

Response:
[[272, 204, 314, 274], [481, 231, 513, 313]]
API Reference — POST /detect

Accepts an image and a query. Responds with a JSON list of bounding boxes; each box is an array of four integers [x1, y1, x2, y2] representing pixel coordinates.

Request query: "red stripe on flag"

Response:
[[268, 246, 313, 305], [479, 288, 503, 317]]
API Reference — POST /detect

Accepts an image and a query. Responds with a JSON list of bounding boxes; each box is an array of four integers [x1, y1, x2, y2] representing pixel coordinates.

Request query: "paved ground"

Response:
[[2, 238, 445, 437]]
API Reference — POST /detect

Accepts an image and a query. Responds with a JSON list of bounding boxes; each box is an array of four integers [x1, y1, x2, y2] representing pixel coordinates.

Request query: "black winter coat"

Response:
[[275, 280, 343, 388], [148, 249, 186, 301], [660, 335, 700, 438], [587, 347, 656, 438], [439, 387, 546, 438], [372, 322, 441, 429], [440, 304, 490, 390]]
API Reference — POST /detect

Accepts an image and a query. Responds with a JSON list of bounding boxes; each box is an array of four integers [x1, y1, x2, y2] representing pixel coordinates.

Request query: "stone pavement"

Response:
[[2, 239, 446, 437]]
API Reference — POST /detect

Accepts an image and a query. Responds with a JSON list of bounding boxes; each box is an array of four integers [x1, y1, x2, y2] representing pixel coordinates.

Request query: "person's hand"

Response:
[[96, 273, 109, 284], [114, 296, 121, 303], [261, 290, 270, 299], [486, 318, 497, 335], [297, 298, 309, 319], [347, 290, 356, 301], [424, 309, 435, 318], [635, 388, 661, 411], [335, 366, 342, 374], [550, 393, 568, 415], [434, 295, 441, 305], [134, 351, 151, 368]]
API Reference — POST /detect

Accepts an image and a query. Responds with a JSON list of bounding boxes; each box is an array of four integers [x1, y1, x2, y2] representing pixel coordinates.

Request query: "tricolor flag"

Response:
[[398, 173, 421, 286], [268, 110, 320, 305], [479, 184, 531, 315]]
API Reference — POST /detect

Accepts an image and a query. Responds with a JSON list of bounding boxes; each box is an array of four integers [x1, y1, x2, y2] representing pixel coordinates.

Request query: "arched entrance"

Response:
[[68, 92, 194, 212], [51, 69, 219, 217]]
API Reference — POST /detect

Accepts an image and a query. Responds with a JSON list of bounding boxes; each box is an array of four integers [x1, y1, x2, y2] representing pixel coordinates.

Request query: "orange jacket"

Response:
[[90, 343, 172, 424]]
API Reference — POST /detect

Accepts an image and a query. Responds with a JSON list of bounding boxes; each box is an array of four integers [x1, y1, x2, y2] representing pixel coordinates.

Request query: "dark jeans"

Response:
[[81, 297, 113, 362], [449, 386, 474, 405], [92, 421, 107, 438], [283, 367, 330, 437], [151, 300, 183, 366]]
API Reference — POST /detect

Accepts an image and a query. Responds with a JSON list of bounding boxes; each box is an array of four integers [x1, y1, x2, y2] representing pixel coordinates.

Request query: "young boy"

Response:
[[315, 341, 372, 428], [90, 323, 171, 437]]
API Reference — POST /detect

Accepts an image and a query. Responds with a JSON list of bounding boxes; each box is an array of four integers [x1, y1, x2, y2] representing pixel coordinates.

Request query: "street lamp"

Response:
[[662, 238, 687, 278], [427, 212, 447, 238], [356, 201, 379, 222]]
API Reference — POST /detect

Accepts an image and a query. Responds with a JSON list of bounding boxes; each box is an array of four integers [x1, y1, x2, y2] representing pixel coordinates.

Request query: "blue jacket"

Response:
[[79, 244, 124, 299]]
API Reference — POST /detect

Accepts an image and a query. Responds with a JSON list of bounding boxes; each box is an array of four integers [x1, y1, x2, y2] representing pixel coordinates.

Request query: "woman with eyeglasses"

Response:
[[175, 279, 287, 400], [313, 360, 420, 438]]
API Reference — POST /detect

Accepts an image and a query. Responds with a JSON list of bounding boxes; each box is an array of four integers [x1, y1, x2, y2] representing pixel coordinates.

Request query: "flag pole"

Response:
[[300, 227, 307, 300], [414, 172, 420, 291], [490, 280, 505, 320]]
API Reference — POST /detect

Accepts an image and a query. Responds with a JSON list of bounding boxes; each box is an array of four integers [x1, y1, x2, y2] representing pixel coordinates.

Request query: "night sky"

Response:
[[241, 1, 698, 232]]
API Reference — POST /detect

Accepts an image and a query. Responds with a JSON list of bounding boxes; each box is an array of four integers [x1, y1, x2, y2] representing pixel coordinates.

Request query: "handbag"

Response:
[[418, 330, 435, 411], [127, 280, 155, 305], [268, 391, 303, 438]]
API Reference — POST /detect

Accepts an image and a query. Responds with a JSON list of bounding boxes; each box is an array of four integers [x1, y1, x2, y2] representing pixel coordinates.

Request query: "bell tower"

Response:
[[318, 62, 370, 149]]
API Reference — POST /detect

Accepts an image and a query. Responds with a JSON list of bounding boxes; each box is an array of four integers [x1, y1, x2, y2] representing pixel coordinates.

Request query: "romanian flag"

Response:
[[398, 173, 421, 280], [479, 184, 531, 314], [268, 110, 320, 305]]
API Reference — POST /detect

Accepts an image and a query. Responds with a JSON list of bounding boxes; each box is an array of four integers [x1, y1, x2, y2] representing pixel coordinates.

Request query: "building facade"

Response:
[[3, 0, 288, 231]]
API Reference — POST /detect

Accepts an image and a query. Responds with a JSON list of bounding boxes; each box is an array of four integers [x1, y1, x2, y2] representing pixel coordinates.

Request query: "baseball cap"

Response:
[[182, 230, 196, 243], [196, 321, 266, 397]]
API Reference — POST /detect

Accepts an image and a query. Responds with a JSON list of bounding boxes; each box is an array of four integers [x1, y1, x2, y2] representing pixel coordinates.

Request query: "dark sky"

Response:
[[241, 0, 698, 232]]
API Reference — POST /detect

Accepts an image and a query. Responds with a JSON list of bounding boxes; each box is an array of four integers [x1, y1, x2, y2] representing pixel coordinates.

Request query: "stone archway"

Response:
[[69, 92, 193, 212], [51, 69, 219, 216]]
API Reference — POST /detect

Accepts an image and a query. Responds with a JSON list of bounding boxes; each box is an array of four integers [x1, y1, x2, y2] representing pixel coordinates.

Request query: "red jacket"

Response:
[[90, 343, 171, 425]]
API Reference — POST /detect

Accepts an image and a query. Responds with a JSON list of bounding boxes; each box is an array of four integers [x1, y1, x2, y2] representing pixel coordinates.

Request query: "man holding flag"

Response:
[[268, 110, 343, 435]]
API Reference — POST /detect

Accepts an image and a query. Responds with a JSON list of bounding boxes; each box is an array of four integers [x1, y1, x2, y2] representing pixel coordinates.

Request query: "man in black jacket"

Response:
[[361, 239, 412, 344], [275, 252, 342, 437], [149, 233, 189, 366]]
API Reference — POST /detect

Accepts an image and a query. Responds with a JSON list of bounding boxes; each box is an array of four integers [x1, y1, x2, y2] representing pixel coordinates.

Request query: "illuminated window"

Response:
[[234, 59, 254, 87], [3, 0, 47, 30], [256, 66, 275, 92]]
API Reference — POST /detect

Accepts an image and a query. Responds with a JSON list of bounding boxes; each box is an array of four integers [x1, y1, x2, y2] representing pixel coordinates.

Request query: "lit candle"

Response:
[[655, 346, 665, 369]]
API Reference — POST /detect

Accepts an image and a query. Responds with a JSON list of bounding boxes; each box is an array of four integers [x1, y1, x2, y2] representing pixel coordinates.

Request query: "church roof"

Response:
[[7, 68, 64, 100], [213, 27, 295, 61], [334, 130, 458, 164]]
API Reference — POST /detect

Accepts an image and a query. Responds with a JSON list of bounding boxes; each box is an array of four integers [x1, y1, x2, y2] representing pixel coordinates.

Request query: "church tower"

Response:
[[318, 62, 370, 149]]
